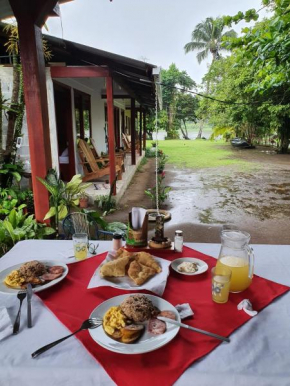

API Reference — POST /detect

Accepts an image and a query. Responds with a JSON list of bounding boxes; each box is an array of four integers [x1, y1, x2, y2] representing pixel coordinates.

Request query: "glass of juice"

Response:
[[211, 266, 232, 304], [73, 233, 88, 261]]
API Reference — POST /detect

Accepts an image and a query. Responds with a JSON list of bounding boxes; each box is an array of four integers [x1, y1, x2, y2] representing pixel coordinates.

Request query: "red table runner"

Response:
[[37, 246, 289, 386]]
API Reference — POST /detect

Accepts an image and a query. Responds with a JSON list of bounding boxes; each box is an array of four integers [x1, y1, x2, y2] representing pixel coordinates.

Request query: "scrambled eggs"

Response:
[[4, 270, 25, 288], [103, 306, 127, 336]]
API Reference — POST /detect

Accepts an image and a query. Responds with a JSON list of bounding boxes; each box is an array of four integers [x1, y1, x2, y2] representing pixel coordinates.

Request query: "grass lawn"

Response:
[[148, 139, 254, 169]]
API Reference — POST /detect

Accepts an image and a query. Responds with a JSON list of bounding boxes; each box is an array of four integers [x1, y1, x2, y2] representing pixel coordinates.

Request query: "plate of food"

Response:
[[0, 260, 68, 295], [89, 293, 180, 354], [88, 249, 171, 295], [171, 257, 208, 276]]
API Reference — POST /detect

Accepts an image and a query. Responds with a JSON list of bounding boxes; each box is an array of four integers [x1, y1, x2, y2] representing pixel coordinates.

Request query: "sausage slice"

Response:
[[148, 318, 166, 335]]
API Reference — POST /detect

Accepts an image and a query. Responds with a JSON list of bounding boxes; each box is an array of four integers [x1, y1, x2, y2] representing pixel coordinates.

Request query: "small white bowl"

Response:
[[171, 257, 208, 276]]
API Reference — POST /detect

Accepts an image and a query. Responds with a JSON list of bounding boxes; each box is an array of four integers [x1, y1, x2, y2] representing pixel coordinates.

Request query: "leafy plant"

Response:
[[37, 169, 91, 233], [95, 195, 117, 215], [0, 162, 24, 188], [144, 173, 171, 208], [82, 209, 126, 239], [94, 176, 118, 216], [0, 207, 55, 256], [157, 153, 168, 173]]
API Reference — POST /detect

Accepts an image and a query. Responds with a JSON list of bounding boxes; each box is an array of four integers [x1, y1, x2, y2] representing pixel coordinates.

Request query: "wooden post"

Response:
[[106, 76, 117, 194], [143, 110, 147, 150], [139, 109, 142, 156], [131, 98, 136, 165], [12, 11, 52, 222]]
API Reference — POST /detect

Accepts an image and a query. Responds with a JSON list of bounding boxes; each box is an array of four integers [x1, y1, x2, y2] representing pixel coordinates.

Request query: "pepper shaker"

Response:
[[174, 230, 183, 252]]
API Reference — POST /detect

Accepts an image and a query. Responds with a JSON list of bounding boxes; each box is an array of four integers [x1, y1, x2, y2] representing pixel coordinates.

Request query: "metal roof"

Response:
[[45, 34, 156, 107]]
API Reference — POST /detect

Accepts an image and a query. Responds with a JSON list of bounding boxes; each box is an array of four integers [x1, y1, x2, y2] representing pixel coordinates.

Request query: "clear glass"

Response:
[[211, 266, 232, 304], [73, 233, 88, 261], [216, 230, 254, 293]]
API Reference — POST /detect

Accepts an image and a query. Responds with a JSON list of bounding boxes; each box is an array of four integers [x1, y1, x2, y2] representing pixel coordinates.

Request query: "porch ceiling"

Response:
[[45, 34, 156, 108], [0, 0, 72, 23]]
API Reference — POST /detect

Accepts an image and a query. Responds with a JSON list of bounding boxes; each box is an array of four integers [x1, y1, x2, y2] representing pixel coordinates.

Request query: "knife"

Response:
[[27, 283, 33, 328], [157, 316, 230, 343]]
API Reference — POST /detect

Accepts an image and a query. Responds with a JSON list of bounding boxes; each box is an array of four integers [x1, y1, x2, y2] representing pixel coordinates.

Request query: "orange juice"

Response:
[[216, 256, 252, 292], [212, 275, 231, 303]]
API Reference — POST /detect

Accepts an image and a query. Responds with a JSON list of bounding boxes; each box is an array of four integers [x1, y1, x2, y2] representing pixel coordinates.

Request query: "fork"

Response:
[[13, 290, 27, 334], [31, 318, 102, 358]]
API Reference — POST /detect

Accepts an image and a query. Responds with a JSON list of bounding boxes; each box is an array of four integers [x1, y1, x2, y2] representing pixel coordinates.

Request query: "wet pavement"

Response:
[[107, 146, 290, 245]]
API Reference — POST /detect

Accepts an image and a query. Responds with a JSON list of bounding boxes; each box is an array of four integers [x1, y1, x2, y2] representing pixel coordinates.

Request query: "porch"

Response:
[[84, 151, 145, 203]]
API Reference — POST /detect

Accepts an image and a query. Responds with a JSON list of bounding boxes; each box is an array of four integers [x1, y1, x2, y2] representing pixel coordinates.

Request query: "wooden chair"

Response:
[[122, 133, 140, 153], [77, 139, 122, 182], [89, 138, 125, 172]]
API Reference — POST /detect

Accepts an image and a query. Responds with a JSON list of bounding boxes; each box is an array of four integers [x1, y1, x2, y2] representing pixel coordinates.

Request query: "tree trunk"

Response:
[[196, 119, 205, 139], [4, 56, 20, 162], [278, 117, 290, 154], [180, 119, 189, 139]]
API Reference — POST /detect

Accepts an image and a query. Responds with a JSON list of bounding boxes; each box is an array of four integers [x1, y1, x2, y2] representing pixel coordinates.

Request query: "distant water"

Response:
[[152, 130, 211, 140]]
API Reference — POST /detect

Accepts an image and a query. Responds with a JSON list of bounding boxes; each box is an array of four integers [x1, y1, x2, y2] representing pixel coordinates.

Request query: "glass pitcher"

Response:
[[216, 230, 254, 293]]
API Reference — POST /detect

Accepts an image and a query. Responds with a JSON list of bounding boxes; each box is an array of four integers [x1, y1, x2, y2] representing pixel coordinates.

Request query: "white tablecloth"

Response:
[[0, 240, 289, 386]]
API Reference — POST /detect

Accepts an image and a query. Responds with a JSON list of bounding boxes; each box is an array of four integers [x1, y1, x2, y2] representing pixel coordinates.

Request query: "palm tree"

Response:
[[184, 17, 237, 64], [184, 17, 236, 138]]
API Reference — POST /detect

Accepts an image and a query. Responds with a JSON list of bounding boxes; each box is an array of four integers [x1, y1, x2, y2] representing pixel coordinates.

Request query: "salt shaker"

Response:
[[112, 232, 123, 251], [174, 230, 183, 252]]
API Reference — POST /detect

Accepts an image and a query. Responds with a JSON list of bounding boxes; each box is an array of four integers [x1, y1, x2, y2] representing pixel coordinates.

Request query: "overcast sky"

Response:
[[46, 0, 268, 84]]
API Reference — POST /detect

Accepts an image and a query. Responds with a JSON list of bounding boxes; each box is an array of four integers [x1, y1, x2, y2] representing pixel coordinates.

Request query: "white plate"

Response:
[[171, 257, 208, 276], [88, 255, 171, 296], [0, 260, 69, 295], [89, 294, 180, 354]]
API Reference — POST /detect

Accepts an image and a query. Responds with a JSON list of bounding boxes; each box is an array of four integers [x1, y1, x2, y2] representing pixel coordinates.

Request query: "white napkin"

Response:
[[175, 303, 194, 319], [88, 252, 171, 296], [131, 207, 147, 229], [0, 307, 13, 341], [237, 299, 258, 317]]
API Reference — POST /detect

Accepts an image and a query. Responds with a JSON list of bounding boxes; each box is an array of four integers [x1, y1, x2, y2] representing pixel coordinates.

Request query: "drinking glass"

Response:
[[211, 266, 232, 304], [73, 233, 88, 261]]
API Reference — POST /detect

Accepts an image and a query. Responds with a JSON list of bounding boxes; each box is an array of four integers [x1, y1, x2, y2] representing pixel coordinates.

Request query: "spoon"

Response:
[[31, 318, 102, 358]]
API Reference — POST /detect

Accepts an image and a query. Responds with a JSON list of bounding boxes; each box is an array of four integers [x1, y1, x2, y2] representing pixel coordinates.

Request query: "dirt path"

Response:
[[107, 146, 290, 245]]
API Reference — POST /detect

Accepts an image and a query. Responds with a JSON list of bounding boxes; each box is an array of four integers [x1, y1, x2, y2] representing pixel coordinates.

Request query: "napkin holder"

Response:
[[126, 212, 148, 247]]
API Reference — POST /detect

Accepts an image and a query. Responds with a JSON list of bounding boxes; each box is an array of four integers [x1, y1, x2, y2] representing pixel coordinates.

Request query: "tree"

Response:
[[175, 93, 199, 139], [161, 64, 196, 138], [184, 17, 237, 64], [184, 17, 237, 139], [222, 1, 290, 152]]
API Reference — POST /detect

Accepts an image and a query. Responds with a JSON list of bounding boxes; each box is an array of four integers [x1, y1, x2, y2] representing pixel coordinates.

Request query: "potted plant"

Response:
[[79, 192, 89, 208]]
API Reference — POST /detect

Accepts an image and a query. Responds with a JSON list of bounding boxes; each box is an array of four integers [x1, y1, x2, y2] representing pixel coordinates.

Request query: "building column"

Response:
[[131, 98, 136, 165], [13, 13, 52, 222], [139, 109, 142, 156], [143, 110, 147, 150], [106, 76, 117, 194]]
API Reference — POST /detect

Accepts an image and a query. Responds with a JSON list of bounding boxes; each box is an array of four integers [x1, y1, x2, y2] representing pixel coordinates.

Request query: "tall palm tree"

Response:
[[184, 17, 237, 64]]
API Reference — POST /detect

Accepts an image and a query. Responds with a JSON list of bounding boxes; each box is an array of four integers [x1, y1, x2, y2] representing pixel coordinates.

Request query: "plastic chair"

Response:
[[62, 212, 114, 240]]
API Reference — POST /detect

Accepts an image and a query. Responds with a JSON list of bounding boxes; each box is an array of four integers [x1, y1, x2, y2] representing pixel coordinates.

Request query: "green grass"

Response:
[[148, 139, 253, 169]]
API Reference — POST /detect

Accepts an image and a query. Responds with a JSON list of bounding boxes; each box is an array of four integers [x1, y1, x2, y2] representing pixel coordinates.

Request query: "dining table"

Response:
[[0, 239, 289, 386]]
